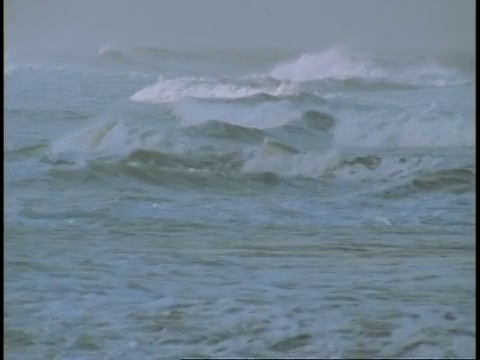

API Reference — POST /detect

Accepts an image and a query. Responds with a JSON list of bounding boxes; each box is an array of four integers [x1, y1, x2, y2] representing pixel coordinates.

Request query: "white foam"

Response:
[[270, 48, 379, 82], [131, 76, 297, 103], [48, 115, 193, 163], [269, 48, 468, 87]]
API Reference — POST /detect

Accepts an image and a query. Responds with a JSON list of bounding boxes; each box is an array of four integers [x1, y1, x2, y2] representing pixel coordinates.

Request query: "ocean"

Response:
[[5, 46, 475, 359]]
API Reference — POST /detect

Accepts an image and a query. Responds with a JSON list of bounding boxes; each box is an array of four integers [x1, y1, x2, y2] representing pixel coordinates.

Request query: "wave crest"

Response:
[[131, 76, 298, 103], [269, 48, 469, 87], [97, 46, 131, 65]]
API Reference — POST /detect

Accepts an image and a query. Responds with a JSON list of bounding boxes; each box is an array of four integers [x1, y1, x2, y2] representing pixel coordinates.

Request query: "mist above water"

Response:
[[5, 0, 474, 57]]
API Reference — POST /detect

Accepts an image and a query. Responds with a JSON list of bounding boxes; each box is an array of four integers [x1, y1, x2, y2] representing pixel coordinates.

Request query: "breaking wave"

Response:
[[14, 44, 470, 198], [131, 76, 298, 103], [44, 101, 473, 197], [97, 45, 132, 65], [269, 48, 470, 87]]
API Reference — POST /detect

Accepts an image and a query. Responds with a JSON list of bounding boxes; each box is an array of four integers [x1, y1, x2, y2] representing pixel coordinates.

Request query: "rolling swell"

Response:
[[45, 148, 282, 191], [97, 48, 131, 65], [43, 123, 474, 199], [21, 46, 473, 198], [185, 120, 267, 143], [5, 42, 475, 360], [269, 48, 471, 87]]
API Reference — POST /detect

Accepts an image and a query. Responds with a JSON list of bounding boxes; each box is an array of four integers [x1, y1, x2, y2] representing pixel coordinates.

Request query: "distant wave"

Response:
[[43, 43, 474, 194], [269, 48, 471, 87], [129, 48, 471, 107], [132, 78, 473, 149], [130, 72, 472, 148], [131, 76, 298, 103], [97, 46, 132, 65]]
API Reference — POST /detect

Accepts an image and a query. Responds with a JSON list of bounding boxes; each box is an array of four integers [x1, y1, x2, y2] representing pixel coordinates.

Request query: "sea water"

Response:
[[5, 46, 475, 359]]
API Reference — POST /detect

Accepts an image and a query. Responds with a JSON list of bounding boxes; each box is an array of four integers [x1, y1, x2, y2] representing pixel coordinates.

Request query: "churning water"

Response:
[[5, 46, 475, 359]]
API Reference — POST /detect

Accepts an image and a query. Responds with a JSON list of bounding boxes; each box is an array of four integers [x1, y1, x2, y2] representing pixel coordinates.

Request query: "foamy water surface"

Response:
[[5, 47, 475, 359]]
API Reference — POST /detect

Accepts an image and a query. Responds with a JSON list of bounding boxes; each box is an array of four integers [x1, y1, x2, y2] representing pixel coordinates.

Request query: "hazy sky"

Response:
[[5, 0, 475, 54]]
